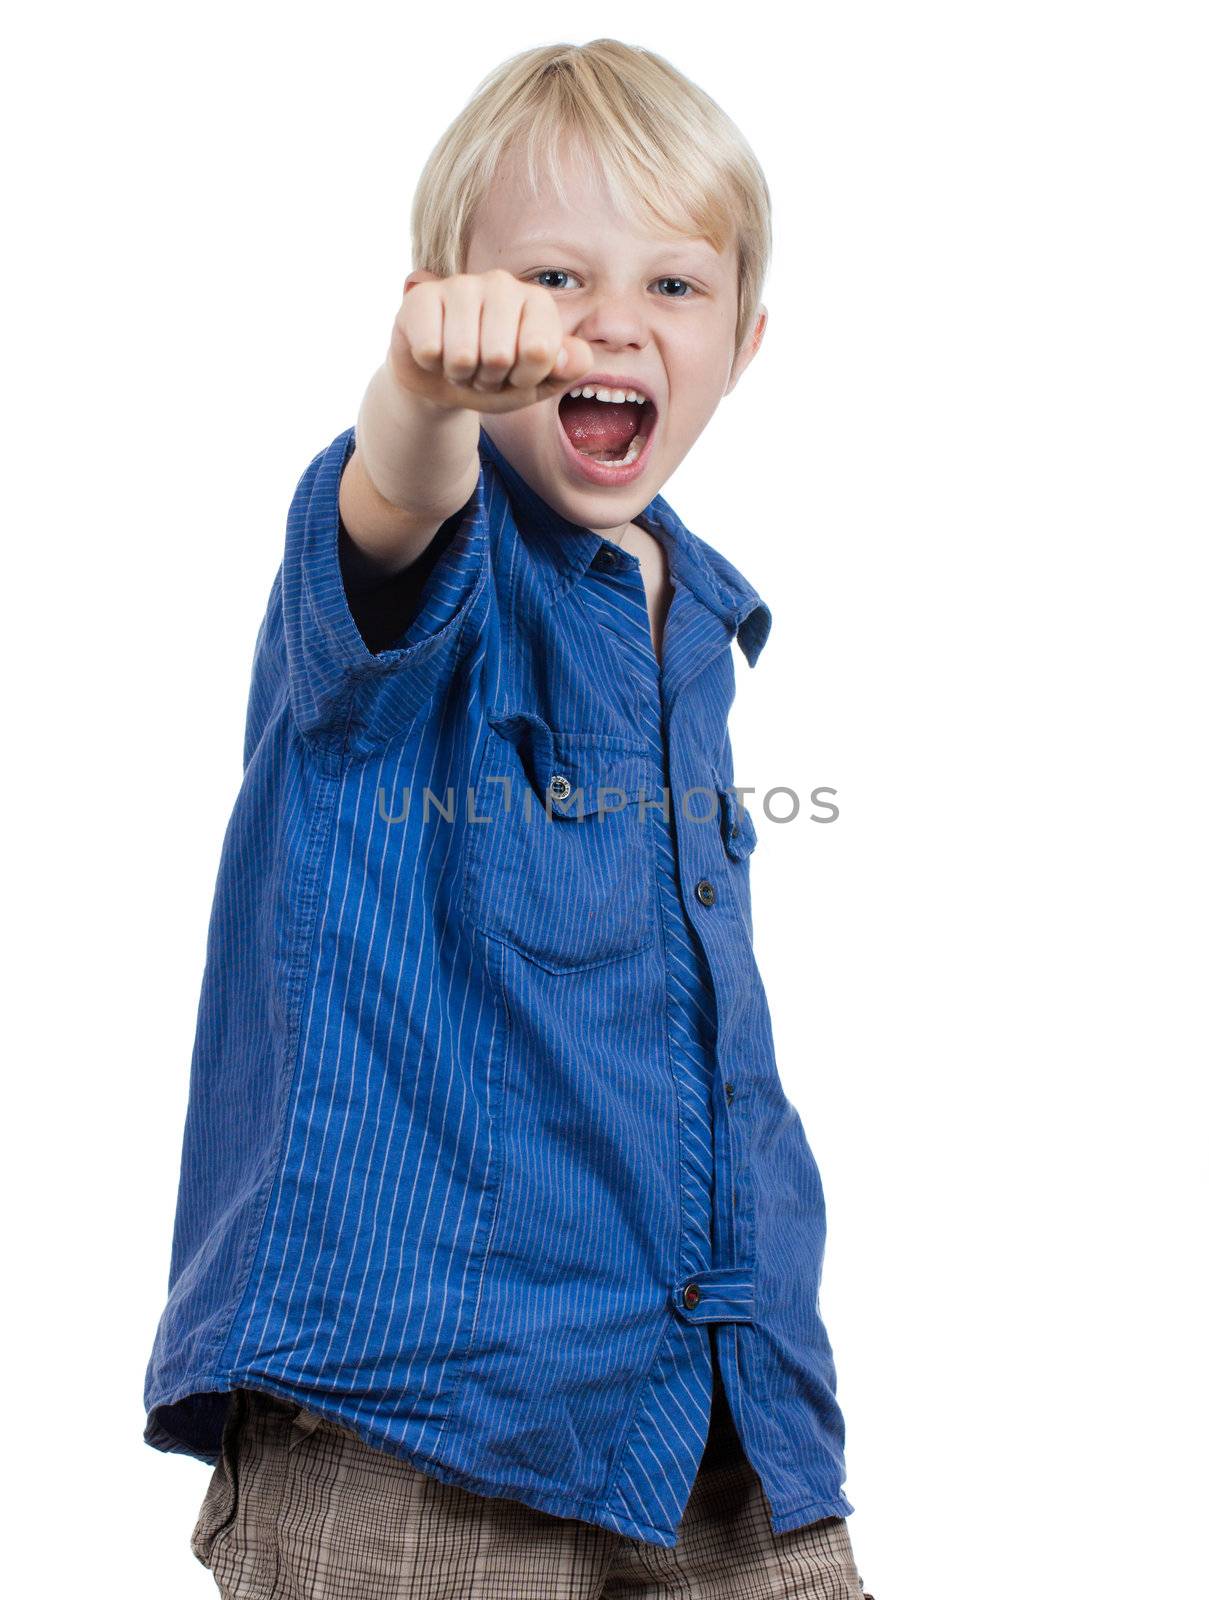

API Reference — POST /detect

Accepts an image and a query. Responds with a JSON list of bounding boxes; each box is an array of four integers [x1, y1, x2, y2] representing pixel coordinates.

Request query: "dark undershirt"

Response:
[[700, 1327, 744, 1469], [337, 505, 465, 656]]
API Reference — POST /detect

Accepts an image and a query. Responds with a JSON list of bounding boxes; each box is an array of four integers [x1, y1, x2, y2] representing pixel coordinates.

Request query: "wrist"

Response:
[[353, 366, 479, 522]]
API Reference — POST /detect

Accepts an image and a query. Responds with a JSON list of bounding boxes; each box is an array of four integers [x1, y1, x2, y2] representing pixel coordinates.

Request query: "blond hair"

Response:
[[410, 39, 771, 360]]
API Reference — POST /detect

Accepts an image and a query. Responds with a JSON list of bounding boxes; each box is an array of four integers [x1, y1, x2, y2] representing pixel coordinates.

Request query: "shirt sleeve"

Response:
[[280, 424, 489, 753], [337, 503, 464, 656]]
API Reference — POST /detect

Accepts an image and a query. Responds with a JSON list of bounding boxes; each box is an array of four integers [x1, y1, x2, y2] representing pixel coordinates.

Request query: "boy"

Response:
[[144, 38, 871, 1599]]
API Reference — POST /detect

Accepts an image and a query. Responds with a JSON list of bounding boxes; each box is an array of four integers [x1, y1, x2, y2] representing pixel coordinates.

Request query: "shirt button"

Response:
[[694, 879, 716, 907], [724, 1081, 735, 1103], [683, 1282, 701, 1309], [548, 774, 572, 801], [597, 545, 619, 567]]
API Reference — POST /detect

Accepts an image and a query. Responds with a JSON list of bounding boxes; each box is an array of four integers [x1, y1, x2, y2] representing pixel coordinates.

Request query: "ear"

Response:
[[725, 304, 768, 396]]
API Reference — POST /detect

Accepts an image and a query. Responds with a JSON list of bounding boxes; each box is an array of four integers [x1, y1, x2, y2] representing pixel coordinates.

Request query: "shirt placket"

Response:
[[582, 543, 747, 1326]]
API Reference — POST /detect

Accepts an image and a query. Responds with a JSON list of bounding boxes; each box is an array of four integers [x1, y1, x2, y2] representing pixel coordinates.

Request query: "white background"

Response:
[[4, 4, 1205, 1596]]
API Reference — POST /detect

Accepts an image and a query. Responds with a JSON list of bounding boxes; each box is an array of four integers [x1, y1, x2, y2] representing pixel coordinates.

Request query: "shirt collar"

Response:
[[479, 428, 772, 667]]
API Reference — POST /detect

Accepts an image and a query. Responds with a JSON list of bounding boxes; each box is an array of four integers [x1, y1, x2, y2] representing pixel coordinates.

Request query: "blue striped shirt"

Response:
[[142, 423, 853, 1547]]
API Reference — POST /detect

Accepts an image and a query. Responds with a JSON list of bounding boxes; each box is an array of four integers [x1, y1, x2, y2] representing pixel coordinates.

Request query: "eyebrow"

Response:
[[510, 236, 719, 262]]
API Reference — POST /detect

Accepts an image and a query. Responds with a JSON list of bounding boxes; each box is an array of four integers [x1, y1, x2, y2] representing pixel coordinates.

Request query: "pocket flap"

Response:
[[716, 775, 758, 860], [487, 710, 652, 818]]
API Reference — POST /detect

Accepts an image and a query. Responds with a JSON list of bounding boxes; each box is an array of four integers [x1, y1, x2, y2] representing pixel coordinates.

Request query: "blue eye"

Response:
[[530, 270, 699, 299], [533, 269, 578, 290]]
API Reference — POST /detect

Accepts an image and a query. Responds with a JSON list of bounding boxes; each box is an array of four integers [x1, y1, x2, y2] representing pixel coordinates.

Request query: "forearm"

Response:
[[339, 363, 481, 577]]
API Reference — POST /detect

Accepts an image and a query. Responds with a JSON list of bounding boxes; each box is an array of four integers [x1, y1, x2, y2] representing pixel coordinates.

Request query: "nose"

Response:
[[570, 282, 651, 350]]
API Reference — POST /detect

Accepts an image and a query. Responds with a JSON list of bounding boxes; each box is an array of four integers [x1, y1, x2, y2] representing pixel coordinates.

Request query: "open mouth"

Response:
[[557, 389, 658, 469]]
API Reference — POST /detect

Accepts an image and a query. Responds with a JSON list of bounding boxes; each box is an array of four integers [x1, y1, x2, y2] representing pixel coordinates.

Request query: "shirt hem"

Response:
[[767, 1491, 856, 1534], [145, 1376, 687, 1548]]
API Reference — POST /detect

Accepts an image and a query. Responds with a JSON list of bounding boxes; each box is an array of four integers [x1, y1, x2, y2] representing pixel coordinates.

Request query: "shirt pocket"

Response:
[[715, 772, 759, 861], [463, 710, 658, 973]]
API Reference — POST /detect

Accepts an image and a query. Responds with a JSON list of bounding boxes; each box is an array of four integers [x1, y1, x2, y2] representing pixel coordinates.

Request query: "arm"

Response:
[[280, 425, 485, 749], [337, 361, 480, 579], [281, 269, 594, 750], [334, 365, 481, 657]]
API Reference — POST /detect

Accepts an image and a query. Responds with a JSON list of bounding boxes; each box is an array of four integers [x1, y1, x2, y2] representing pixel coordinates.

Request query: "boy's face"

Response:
[[464, 139, 766, 541]]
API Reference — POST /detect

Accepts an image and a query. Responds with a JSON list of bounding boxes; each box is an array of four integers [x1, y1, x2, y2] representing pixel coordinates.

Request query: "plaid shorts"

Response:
[[191, 1385, 871, 1599]]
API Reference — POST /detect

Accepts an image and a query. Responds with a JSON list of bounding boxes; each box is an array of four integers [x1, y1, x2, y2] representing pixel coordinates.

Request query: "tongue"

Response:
[[559, 396, 643, 458]]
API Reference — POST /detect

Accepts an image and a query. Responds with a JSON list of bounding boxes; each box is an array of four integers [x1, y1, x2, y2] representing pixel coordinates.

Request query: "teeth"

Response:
[[568, 386, 648, 405]]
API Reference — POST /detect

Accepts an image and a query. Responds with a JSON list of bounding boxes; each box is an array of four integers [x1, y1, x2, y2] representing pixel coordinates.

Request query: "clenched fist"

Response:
[[390, 268, 595, 413]]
